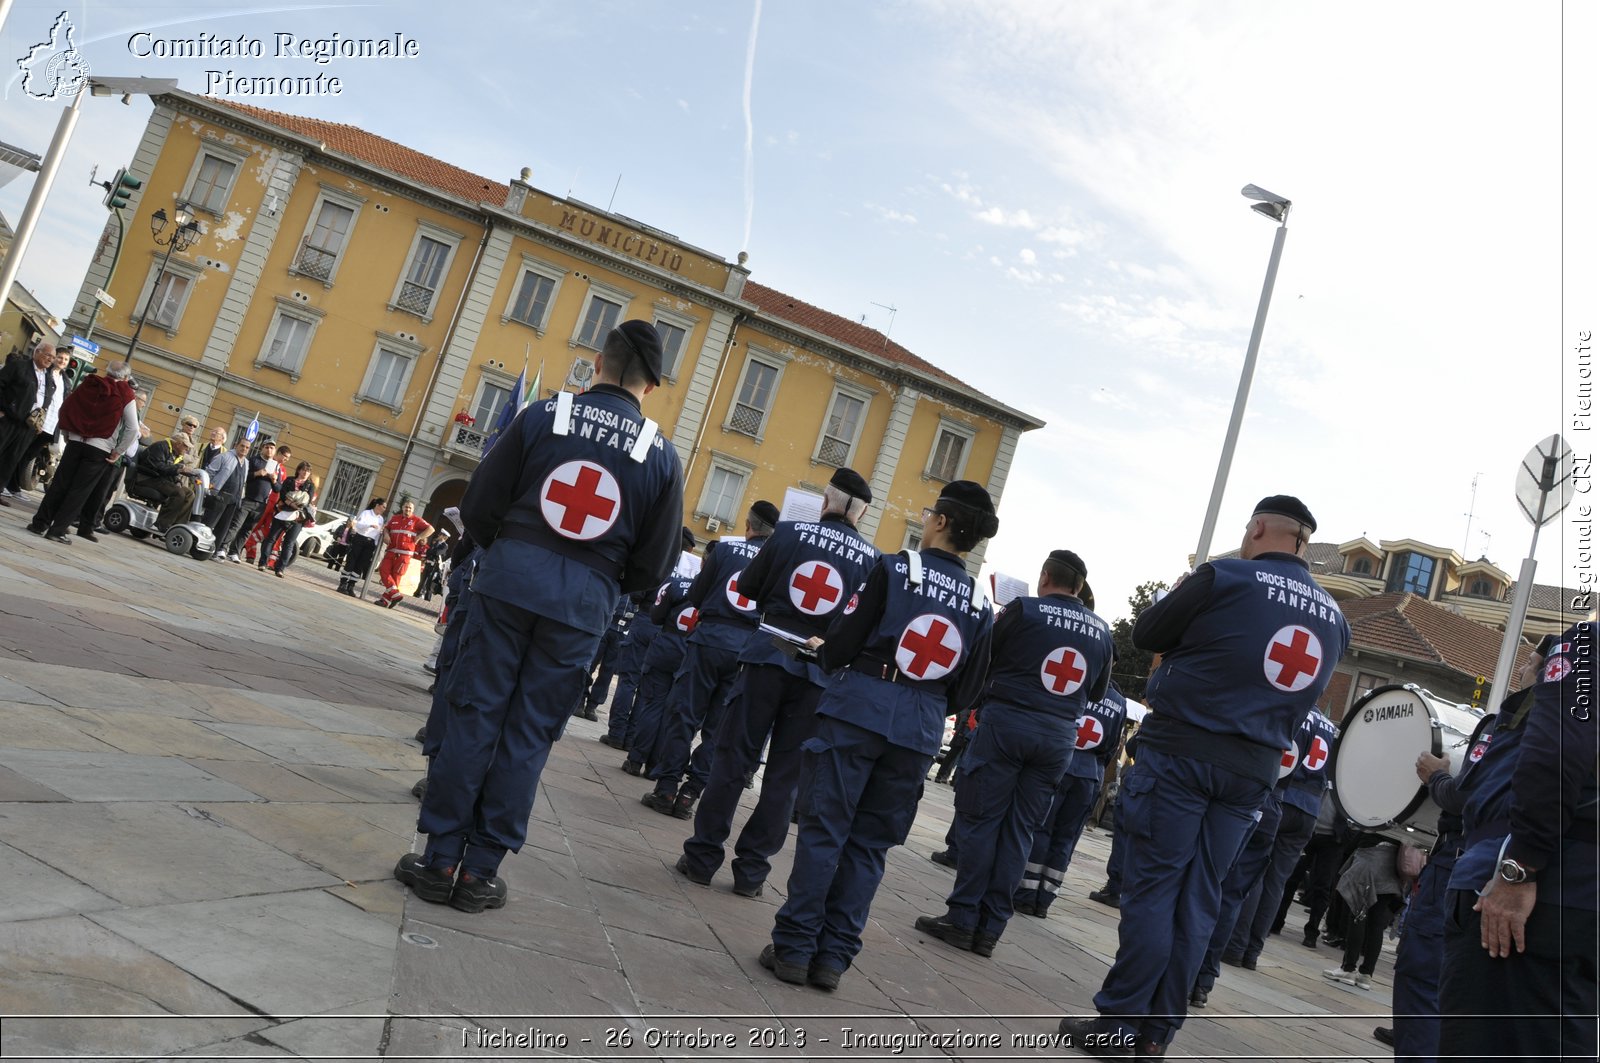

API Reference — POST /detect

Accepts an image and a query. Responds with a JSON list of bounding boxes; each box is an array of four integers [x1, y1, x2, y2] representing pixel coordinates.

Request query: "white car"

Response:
[[296, 511, 350, 558]]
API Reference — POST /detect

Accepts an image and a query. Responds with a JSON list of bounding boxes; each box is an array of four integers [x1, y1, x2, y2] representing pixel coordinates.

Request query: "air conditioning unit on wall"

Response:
[[705, 517, 721, 533]]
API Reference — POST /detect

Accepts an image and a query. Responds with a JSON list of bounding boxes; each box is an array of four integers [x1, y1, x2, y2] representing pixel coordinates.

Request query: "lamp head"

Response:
[[149, 208, 167, 238], [1241, 183, 1291, 223]]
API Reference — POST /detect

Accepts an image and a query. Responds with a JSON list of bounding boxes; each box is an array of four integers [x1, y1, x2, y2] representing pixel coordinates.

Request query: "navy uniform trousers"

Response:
[[649, 638, 743, 799], [578, 624, 623, 715], [422, 558, 478, 757], [1193, 792, 1283, 994], [1094, 747, 1267, 1045], [946, 711, 1072, 937], [605, 636, 649, 746], [1017, 772, 1100, 915], [1389, 854, 1453, 1063], [1224, 802, 1317, 962], [773, 715, 930, 973], [1103, 788, 1128, 894], [681, 662, 821, 890], [627, 659, 680, 771], [417, 591, 593, 876]]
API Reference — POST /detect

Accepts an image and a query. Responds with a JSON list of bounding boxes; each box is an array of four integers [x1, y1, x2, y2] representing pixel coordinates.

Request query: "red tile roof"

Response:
[[207, 97, 507, 205], [742, 280, 974, 393], [1341, 592, 1535, 679]]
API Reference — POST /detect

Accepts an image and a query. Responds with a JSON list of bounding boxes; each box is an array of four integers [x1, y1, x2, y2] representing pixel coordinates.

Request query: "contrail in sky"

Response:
[[741, 0, 762, 255]]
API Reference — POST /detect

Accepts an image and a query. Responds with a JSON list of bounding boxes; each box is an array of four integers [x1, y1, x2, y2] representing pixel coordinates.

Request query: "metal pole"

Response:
[[1483, 456, 1556, 708], [83, 209, 125, 343], [0, 90, 85, 317], [0, 0, 16, 39], [125, 233, 180, 368], [1193, 221, 1289, 565]]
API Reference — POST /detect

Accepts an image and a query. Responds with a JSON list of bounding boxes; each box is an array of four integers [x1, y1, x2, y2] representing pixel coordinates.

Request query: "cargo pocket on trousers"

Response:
[[952, 755, 988, 819], [795, 735, 834, 820], [1119, 769, 1158, 841]]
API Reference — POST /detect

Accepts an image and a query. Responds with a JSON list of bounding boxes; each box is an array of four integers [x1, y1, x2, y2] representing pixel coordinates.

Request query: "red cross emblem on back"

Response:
[[725, 573, 756, 611], [1544, 656, 1572, 683], [1279, 741, 1300, 780], [1041, 646, 1087, 696], [1264, 625, 1323, 693], [1302, 735, 1329, 772], [539, 460, 621, 541], [789, 561, 844, 615], [1075, 715, 1104, 750], [895, 613, 964, 681], [675, 606, 699, 633]]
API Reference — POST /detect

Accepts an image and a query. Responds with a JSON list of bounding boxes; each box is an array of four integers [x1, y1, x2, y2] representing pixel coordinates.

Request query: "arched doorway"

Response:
[[425, 478, 469, 538]]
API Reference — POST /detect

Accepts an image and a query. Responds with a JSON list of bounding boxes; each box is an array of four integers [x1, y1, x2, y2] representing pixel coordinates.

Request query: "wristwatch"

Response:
[[1496, 858, 1538, 884]]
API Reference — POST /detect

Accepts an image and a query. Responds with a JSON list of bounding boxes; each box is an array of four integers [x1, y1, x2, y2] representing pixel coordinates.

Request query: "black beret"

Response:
[[1079, 580, 1095, 612], [681, 527, 696, 551], [603, 320, 666, 385], [750, 500, 780, 527], [829, 467, 872, 504], [1048, 549, 1087, 580], [1535, 633, 1557, 657], [939, 479, 995, 515], [1253, 494, 1317, 533]]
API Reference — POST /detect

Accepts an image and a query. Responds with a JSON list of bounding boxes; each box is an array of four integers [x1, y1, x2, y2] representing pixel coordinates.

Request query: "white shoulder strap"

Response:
[[629, 418, 659, 463], [552, 391, 574, 435], [902, 549, 923, 587]]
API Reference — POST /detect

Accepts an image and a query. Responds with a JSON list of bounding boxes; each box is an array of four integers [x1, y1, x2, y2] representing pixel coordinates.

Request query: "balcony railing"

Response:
[[395, 281, 435, 316], [445, 422, 489, 457], [292, 239, 339, 281]]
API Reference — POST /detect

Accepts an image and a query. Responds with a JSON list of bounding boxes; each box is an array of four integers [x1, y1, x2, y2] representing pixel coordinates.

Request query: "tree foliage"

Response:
[[1110, 579, 1168, 702]]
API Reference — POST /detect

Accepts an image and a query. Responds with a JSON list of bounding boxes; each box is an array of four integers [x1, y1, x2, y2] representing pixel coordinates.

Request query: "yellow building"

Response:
[[65, 92, 1043, 570]]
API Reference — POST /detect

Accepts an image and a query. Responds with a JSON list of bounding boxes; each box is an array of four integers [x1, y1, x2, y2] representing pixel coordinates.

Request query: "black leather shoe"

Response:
[[971, 931, 998, 958], [1373, 1027, 1394, 1047], [45, 533, 72, 545], [671, 793, 696, 820], [450, 871, 507, 913], [759, 944, 807, 985], [914, 914, 974, 951], [732, 879, 764, 898], [641, 790, 677, 815], [410, 777, 427, 800], [621, 759, 643, 776], [76, 529, 99, 542], [413, 727, 426, 743], [1301, 933, 1319, 948], [674, 854, 712, 885], [598, 734, 622, 748], [579, 709, 599, 722], [25, 523, 44, 535], [1221, 952, 1246, 968], [1013, 898, 1037, 917], [1057, 1017, 1135, 1059], [394, 853, 455, 904], [1189, 986, 1209, 1008], [807, 962, 842, 991], [1239, 954, 1258, 970], [929, 849, 957, 869], [1088, 887, 1121, 909]]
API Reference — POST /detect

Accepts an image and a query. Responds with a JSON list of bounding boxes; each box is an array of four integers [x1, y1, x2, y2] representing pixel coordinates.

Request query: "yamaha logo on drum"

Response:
[[1369, 703, 1415, 722]]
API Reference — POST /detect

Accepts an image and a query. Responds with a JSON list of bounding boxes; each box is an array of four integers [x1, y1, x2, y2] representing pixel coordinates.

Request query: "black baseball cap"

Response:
[[604, 321, 666, 385]]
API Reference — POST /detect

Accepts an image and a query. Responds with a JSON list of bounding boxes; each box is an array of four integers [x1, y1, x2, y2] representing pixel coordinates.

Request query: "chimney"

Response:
[[504, 167, 533, 214]]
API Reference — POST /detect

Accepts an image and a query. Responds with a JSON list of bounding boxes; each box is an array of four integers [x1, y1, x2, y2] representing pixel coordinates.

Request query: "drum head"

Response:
[[1332, 685, 1438, 831]]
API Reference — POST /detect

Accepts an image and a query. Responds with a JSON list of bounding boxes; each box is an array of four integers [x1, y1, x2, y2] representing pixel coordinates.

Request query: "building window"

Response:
[[291, 195, 359, 285], [472, 380, 513, 427], [185, 151, 241, 214], [146, 271, 191, 330], [814, 384, 871, 466], [254, 299, 325, 381], [1466, 577, 1497, 599], [927, 420, 975, 482], [903, 520, 924, 552], [1349, 556, 1373, 576], [1386, 551, 1437, 596], [652, 308, 697, 382], [727, 355, 784, 438], [322, 458, 376, 517], [356, 333, 425, 412], [395, 237, 450, 316], [507, 269, 558, 331], [700, 465, 748, 524], [574, 294, 622, 349], [1351, 671, 1387, 708]]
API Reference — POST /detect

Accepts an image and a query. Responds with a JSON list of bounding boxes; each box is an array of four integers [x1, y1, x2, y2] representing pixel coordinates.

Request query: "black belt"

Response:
[[496, 522, 623, 580], [848, 655, 947, 694], [699, 614, 757, 629]]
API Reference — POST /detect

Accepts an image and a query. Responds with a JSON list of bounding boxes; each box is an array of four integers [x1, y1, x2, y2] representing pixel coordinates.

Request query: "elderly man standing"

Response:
[[0, 343, 60, 507], [26, 362, 139, 543], [201, 437, 252, 543], [1060, 496, 1350, 1058], [396, 321, 684, 914]]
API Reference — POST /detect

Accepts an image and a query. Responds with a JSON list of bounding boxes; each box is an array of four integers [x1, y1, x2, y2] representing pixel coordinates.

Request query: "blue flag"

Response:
[[245, 414, 260, 443], [482, 367, 526, 454]]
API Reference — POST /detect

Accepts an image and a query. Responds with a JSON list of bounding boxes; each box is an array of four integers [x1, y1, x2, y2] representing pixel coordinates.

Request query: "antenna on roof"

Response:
[[607, 174, 622, 213], [869, 301, 898, 348], [1462, 471, 1482, 556]]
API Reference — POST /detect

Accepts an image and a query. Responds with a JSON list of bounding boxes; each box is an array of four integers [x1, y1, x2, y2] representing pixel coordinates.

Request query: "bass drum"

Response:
[[1331, 684, 1485, 846]]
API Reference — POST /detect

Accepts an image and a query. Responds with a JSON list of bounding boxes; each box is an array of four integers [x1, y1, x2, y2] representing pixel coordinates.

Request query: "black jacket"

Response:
[[0, 356, 40, 423], [134, 439, 186, 481]]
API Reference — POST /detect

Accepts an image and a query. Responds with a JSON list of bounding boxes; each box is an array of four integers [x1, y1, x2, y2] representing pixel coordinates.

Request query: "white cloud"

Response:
[[1018, 248, 1036, 265], [975, 205, 1037, 229], [870, 204, 918, 224]]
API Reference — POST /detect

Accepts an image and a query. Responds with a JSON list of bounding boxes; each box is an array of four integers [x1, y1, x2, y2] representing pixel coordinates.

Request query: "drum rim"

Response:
[[1331, 682, 1447, 833]]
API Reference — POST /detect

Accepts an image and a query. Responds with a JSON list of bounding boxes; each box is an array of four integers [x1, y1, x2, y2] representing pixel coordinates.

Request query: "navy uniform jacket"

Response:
[[683, 536, 767, 651], [737, 515, 879, 683], [1134, 554, 1351, 786], [983, 592, 1113, 726], [1449, 622, 1598, 910], [815, 549, 995, 756], [644, 574, 698, 672], [1278, 708, 1339, 816], [459, 383, 684, 636], [1066, 682, 1128, 782]]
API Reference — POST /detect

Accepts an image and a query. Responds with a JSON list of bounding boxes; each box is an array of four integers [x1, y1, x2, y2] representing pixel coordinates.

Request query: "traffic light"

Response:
[[62, 356, 92, 389], [104, 168, 141, 210]]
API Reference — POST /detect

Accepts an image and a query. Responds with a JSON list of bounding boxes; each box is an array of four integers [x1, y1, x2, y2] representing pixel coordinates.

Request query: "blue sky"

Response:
[[2, 0, 1591, 623]]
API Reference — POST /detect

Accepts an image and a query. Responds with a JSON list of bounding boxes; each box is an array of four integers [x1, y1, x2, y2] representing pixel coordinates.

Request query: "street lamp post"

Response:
[[124, 206, 201, 367], [1192, 184, 1292, 566], [0, 76, 178, 322]]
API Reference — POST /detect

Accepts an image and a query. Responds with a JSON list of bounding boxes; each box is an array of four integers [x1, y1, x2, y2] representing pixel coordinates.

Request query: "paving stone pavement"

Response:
[[0, 500, 1394, 1061]]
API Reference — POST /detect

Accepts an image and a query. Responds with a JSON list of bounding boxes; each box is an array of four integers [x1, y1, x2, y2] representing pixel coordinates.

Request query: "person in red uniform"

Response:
[[377, 499, 434, 608]]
